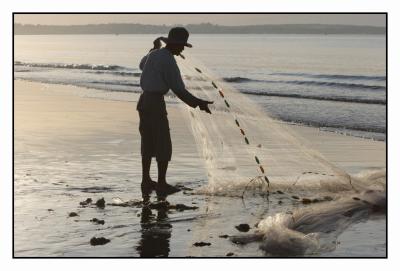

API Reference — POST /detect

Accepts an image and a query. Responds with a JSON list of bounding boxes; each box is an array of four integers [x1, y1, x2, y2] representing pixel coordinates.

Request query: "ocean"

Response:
[[14, 34, 386, 141]]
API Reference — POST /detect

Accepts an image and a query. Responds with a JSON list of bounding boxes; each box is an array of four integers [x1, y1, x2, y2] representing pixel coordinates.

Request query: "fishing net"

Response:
[[172, 53, 385, 256], [175, 54, 358, 197]]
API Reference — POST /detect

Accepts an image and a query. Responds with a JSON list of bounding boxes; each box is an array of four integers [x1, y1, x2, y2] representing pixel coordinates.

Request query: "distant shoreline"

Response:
[[14, 23, 385, 35], [14, 33, 386, 36]]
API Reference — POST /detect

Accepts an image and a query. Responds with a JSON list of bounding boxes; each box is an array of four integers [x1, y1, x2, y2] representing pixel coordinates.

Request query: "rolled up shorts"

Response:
[[137, 93, 172, 161]]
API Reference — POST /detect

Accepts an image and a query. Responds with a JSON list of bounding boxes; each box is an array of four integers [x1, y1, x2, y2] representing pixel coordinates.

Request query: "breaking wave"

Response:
[[278, 80, 385, 91], [88, 70, 142, 77], [89, 81, 140, 87], [240, 91, 386, 105], [223, 77, 257, 83], [270, 72, 386, 81], [14, 61, 125, 71], [224, 77, 386, 91]]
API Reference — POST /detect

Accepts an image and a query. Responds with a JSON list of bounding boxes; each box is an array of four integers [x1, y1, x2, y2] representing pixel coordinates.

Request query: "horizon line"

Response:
[[13, 22, 385, 28]]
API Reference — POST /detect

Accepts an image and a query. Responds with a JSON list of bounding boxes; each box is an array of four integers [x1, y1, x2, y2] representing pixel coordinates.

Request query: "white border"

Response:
[[2, 1, 399, 270]]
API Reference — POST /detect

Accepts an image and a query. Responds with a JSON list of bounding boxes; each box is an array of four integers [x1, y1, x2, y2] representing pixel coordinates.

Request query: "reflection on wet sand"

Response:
[[136, 195, 172, 257]]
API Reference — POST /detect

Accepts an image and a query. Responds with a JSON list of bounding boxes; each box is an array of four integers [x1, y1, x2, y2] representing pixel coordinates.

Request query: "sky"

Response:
[[14, 14, 386, 27]]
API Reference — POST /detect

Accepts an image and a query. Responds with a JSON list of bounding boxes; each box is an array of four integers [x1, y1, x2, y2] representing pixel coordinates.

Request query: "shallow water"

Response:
[[14, 104, 207, 257], [14, 84, 386, 257]]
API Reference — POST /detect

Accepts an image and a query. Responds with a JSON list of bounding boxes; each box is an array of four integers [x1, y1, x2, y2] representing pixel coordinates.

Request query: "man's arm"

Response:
[[163, 62, 213, 112]]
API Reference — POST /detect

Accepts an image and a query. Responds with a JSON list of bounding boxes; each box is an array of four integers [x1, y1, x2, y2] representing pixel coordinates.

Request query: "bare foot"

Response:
[[156, 183, 181, 196], [141, 178, 157, 194]]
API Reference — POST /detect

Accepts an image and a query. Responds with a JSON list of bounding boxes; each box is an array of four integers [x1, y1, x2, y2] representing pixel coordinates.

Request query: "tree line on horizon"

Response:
[[14, 23, 385, 35]]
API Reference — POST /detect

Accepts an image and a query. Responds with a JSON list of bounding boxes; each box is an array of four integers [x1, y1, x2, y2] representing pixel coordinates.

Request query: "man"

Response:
[[138, 27, 213, 196]]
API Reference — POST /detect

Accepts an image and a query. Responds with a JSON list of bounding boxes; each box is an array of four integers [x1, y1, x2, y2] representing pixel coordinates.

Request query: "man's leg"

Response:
[[141, 156, 157, 195], [157, 160, 168, 185], [156, 160, 180, 195], [141, 156, 152, 183], [155, 113, 179, 195]]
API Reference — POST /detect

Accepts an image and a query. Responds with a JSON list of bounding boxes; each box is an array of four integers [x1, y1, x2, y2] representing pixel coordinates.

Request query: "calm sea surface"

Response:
[[14, 34, 386, 140]]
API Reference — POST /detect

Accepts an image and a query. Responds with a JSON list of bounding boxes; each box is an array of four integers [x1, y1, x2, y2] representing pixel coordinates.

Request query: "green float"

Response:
[[235, 119, 240, 127]]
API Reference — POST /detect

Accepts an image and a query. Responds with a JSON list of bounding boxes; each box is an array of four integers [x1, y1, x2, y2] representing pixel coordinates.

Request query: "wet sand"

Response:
[[14, 80, 386, 257]]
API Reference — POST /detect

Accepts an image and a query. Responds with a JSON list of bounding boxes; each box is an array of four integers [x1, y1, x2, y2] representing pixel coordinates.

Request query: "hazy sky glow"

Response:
[[14, 14, 386, 26]]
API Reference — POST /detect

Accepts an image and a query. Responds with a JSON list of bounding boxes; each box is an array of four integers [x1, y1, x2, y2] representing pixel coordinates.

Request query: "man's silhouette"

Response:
[[138, 27, 213, 196]]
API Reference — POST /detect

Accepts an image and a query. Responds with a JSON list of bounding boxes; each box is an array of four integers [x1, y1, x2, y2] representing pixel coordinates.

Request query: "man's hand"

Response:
[[198, 99, 214, 114]]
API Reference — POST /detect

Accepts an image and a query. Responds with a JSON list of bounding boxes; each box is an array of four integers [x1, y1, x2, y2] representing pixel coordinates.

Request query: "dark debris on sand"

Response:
[[174, 204, 198, 211], [78, 197, 105, 208], [302, 195, 334, 204], [193, 242, 211, 247], [226, 252, 234, 256], [301, 198, 313, 204], [68, 212, 79, 217], [95, 198, 106, 208], [90, 237, 110, 246], [149, 202, 198, 212], [108, 199, 142, 207], [90, 218, 105, 225], [79, 198, 93, 206], [235, 224, 250, 232], [175, 184, 193, 191], [219, 234, 229, 239]]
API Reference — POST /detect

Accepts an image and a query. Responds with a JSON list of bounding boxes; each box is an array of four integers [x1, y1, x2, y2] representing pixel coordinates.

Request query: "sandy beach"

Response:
[[14, 80, 386, 257]]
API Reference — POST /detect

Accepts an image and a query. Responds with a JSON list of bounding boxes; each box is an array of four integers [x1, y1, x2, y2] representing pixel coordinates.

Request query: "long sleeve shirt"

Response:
[[138, 48, 201, 111]]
